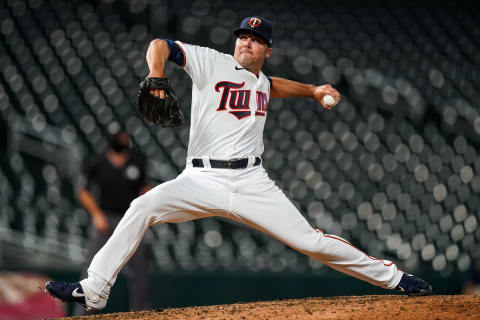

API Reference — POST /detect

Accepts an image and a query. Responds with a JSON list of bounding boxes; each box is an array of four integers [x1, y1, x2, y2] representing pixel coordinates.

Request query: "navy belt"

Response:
[[192, 157, 261, 169]]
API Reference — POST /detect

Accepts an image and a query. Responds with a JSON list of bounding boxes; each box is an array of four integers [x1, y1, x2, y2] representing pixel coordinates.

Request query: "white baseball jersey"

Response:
[[176, 41, 270, 159]]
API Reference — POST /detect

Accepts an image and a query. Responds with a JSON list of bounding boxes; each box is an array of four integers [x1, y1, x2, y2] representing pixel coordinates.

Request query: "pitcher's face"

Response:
[[234, 32, 272, 70]]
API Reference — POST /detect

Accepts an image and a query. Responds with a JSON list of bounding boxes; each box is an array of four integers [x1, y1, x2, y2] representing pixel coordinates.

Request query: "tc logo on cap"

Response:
[[248, 18, 261, 28]]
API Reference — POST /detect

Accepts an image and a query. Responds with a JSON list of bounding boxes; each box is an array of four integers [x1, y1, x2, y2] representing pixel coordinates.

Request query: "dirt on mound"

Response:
[[63, 295, 479, 320]]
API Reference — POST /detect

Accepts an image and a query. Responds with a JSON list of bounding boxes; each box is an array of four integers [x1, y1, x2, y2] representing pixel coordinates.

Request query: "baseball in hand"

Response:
[[323, 94, 337, 108]]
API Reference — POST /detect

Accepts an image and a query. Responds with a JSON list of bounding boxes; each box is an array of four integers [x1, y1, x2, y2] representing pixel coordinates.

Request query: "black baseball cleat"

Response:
[[45, 281, 91, 309], [396, 273, 433, 296]]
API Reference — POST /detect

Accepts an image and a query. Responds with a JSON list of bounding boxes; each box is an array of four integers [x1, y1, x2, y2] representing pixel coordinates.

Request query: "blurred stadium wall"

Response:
[[0, 0, 479, 315]]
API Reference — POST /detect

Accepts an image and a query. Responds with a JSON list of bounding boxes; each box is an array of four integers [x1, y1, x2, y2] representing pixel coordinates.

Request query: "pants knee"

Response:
[[287, 235, 319, 254], [294, 242, 321, 255], [127, 185, 173, 222], [128, 195, 152, 219], [288, 233, 332, 257]]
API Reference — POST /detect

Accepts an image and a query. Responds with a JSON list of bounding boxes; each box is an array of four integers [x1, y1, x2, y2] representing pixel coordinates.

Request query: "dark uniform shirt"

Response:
[[84, 151, 147, 214]]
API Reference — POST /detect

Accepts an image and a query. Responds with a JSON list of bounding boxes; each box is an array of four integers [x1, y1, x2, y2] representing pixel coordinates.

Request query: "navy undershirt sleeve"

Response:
[[267, 76, 272, 90], [161, 38, 185, 67]]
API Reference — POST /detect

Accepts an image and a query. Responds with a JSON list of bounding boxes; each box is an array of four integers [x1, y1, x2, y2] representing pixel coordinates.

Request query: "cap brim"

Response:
[[233, 28, 271, 47]]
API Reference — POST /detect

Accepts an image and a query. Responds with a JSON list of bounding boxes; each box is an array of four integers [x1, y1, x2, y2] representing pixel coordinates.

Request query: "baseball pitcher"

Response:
[[46, 16, 432, 311]]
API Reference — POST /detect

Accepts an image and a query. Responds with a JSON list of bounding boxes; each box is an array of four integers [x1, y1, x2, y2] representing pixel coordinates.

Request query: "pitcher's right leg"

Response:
[[47, 168, 231, 310]]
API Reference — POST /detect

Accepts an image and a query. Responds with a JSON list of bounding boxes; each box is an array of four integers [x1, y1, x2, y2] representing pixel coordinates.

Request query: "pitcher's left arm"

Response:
[[270, 77, 341, 110]]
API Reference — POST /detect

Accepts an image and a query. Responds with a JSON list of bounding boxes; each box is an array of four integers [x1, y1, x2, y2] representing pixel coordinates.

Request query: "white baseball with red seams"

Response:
[[323, 94, 337, 108], [79, 41, 403, 309]]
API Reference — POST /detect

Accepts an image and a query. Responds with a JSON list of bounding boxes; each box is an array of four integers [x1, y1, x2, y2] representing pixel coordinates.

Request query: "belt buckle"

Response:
[[227, 159, 231, 169]]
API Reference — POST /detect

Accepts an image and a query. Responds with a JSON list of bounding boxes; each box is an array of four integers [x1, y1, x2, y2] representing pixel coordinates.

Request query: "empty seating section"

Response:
[[0, 0, 479, 276]]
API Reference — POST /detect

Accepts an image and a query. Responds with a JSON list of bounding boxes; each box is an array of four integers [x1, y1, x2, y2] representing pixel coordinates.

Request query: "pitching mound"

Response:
[[64, 295, 479, 320]]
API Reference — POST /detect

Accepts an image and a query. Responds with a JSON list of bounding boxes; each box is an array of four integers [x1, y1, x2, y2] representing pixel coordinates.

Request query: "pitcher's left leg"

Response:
[[229, 168, 401, 289]]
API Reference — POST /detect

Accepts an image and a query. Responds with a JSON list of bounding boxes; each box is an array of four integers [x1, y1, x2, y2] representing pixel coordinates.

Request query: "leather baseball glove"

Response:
[[137, 77, 184, 127]]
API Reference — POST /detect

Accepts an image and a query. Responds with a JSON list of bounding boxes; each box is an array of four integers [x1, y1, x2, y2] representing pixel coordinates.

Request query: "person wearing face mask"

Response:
[[74, 129, 151, 315]]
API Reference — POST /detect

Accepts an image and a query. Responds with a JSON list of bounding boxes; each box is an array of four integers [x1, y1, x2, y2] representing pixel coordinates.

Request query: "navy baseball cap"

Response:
[[233, 16, 273, 47]]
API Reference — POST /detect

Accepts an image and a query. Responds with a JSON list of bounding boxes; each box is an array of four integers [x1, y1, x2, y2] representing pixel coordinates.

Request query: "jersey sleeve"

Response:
[[82, 157, 99, 192], [175, 41, 222, 89]]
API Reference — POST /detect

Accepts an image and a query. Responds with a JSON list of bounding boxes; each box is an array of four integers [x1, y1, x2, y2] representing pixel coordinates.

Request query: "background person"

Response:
[[74, 129, 151, 314]]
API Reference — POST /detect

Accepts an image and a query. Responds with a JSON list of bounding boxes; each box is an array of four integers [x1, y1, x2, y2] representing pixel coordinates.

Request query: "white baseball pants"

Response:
[[81, 161, 402, 305]]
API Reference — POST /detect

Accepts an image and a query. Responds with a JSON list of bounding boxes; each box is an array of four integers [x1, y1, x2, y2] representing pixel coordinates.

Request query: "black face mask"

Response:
[[111, 141, 130, 153]]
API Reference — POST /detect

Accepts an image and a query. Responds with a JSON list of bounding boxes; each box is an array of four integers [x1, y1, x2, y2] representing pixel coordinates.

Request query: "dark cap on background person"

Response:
[[108, 131, 131, 153], [233, 16, 273, 47]]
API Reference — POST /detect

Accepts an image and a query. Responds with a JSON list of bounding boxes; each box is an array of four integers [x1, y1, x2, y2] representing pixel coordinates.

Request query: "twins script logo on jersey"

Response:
[[248, 18, 261, 28], [215, 81, 268, 119]]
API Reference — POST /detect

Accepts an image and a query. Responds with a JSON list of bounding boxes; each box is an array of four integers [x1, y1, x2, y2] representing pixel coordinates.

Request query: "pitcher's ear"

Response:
[[266, 47, 273, 58]]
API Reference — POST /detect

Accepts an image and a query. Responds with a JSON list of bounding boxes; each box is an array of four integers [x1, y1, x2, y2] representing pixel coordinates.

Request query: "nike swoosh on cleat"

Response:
[[235, 66, 245, 70], [72, 288, 85, 298]]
